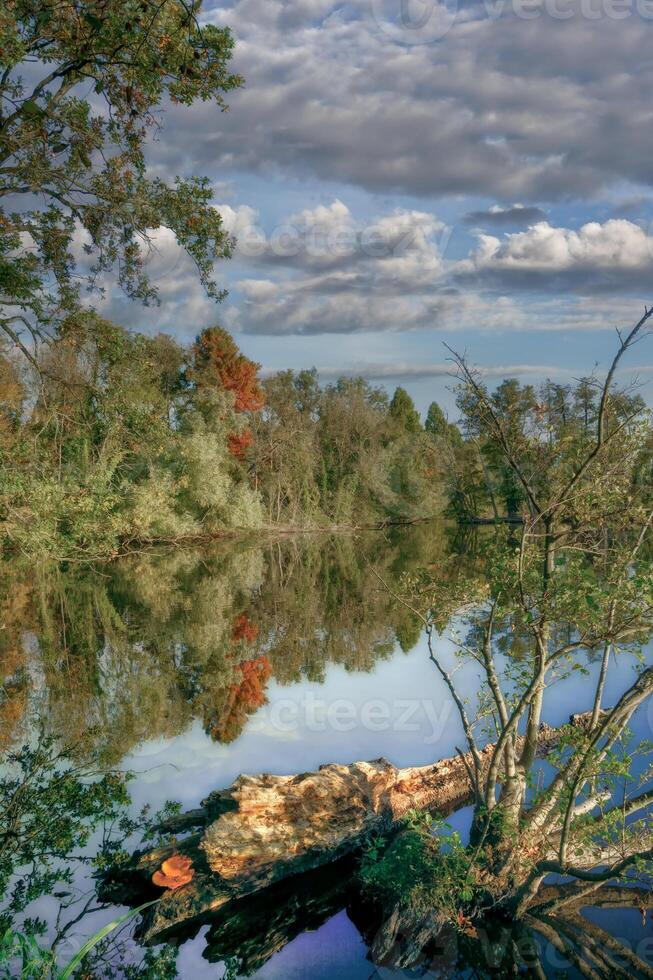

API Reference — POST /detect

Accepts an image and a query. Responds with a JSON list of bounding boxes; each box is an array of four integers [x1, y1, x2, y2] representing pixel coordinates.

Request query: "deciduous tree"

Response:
[[0, 1, 242, 357]]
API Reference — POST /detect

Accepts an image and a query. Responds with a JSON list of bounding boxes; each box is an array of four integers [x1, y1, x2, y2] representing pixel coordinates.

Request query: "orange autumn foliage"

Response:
[[456, 909, 478, 938], [237, 655, 271, 704], [0, 353, 24, 446], [0, 690, 28, 753], [208, 654, 272, 744], [192, 327, 264, 413], [232, 611, 258, 643], [0, 579, 32, 750], [152, 854, 195, 890], [228, 429, 253, 461]]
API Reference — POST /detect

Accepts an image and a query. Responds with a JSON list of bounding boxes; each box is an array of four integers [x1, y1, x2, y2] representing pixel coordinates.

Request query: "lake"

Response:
[[1, 523, 652, 978]]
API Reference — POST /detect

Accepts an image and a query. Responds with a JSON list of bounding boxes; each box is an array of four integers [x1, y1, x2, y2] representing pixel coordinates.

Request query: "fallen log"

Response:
[[103, 713, 594, 944]]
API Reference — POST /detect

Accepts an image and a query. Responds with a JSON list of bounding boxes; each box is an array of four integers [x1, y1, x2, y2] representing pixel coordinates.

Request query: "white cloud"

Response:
[[222, 199, 447, 280], [222, 203, 653, 335], [219, 199, 450, 333], [86, 1, 653, 348], [463, 220, 653, 274], [215, 203, 261, 238]]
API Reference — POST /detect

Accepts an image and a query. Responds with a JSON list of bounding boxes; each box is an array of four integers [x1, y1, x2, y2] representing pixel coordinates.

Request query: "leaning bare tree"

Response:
[[367, 309, 653, 975]]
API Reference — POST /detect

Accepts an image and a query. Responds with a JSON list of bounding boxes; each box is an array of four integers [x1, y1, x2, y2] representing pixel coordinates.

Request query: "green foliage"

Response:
[[449, 370, 649, 521], [360, 813, 481, 924], [0, 0, 242, 346], [425, 401, 448, 439], [0, 738, 133, 927], [0, 316, 447, 558], [389, 386, 421, 434], [0, 736, 181, 978], [0, 921, 179, 979], [252, 371, 443, 526], [0, 927, 54, 979], [58, 901, 159, 980], [0, 314, 267, 557], [426, 403, 463, 447]]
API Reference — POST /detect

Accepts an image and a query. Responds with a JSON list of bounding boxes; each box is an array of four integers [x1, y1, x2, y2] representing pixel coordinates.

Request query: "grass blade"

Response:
[[58, 899, 158, 979]]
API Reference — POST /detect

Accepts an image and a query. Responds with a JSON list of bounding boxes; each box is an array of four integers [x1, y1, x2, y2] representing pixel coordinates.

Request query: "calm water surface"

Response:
[[1, 524, 651, 977]]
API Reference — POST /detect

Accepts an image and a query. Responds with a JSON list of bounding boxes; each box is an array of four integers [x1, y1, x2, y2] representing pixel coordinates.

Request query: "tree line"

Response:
[[0, 312, 445, 558], [3, 304, 653, 558], [0, 524, 456, 762]]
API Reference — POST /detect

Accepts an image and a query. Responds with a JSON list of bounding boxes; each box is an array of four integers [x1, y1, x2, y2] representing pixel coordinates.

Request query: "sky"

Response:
[[95, 0, 653, 415]]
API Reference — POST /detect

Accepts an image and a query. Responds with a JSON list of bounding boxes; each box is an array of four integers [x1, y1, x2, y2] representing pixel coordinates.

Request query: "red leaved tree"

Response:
[[192, 327, 264, 412], [228, 430, 254, 462], [191, 326, 264, 461]]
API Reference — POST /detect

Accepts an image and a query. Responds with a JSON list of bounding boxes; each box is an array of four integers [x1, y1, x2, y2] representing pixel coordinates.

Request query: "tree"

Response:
[[364, 312, 653, 969], [575, 376, 598, 432], [0, 311, 188, 556], [425, 399, 465, 448], [424, 400, 448, 439], [251, 369, 322, 524], [190, 325, 264, 473], [389, 386, 421, 434], [191, 326, 264, 414], [423, 400, 470, 518], [457, 377, 537, 519], [0, 1, 242, 359], [0, 345, 23, 448], [208, 654, 272, 744], [250, 372, 443, 527]]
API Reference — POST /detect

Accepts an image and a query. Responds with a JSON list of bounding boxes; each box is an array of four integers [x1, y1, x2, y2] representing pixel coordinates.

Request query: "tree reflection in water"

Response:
[[1, 524, 455, 762]]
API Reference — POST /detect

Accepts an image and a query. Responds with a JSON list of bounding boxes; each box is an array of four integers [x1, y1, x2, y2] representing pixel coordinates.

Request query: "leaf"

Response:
[[83, 12, 103, 31], [456, 908, 478, 937], [20, 100, 45, 120]]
